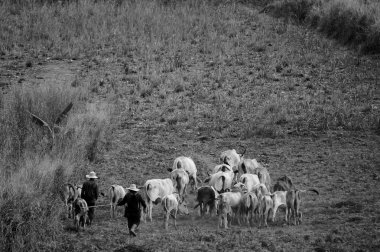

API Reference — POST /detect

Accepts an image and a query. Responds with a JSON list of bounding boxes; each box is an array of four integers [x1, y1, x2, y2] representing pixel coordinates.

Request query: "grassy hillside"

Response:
[[258, 0, 380, 54], [0, 0, 379, 251]]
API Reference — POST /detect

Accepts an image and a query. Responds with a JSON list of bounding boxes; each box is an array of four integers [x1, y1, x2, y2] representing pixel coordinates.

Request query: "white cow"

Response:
[[253, 167, 272, 193], [220, 149, 243, 172], [239, 174, 260, 193], [169, 156, 198, 190], [144, 178, 174, 222], [205, 171, 234, 194], [238, 158, 262, 174], [239, 192, 260, 226], [61, 183, 80, 218], [217, 189, 244, 228], [211, 164, 234, 174], [109, 185, 126, 218], [161, 193, 189, 230], [170, 168, 190, 201]]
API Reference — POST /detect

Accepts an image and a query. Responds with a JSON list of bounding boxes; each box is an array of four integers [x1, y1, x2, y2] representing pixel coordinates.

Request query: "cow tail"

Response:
[[221, 175, 226, 192], [176, 175, 181, 193], [175, 159, 182, 169], [110, 185, 116, 203], [241, 162, 247, 173]]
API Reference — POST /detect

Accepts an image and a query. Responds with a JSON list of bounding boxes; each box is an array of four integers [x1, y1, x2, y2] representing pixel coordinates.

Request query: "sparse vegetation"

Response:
[[260, 0, 380, 54], [0, 0, 379, 251]]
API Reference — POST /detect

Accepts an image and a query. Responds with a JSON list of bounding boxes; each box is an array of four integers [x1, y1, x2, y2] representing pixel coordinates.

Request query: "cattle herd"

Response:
[[62, 148, 319, 231]]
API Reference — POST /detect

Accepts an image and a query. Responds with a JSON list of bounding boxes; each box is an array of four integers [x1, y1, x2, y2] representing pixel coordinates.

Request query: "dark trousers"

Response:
[[127, 213, 141, 229], [87, 201, 96, 223]]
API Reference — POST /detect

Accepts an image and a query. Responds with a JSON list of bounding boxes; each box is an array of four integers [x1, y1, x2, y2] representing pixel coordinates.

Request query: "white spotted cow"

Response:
[[144, 178, 174, 222]]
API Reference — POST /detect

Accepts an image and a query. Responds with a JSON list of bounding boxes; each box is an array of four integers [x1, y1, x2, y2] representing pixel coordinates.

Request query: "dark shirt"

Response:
[[118, 192, 147, 217], [81, 180, 99, 203]]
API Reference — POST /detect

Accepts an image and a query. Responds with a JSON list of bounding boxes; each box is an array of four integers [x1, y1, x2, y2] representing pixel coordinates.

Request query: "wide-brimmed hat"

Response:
[[127, 184, 139, 192], [86, 171, 98, 179]]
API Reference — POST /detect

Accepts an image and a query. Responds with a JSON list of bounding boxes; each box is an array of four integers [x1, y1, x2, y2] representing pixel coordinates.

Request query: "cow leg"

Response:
[[173, 209, 178, 230], [272, 205, 278, 223], [148, 201, 153, 222], [110, 204, 114, 218], [285, 207, 288, 223], [164, 211, 169, 230]]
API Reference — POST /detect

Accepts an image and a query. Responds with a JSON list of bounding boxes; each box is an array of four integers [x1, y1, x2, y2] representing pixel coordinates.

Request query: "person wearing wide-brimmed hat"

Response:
[[117, 184, 147, 237], [81, 171, 99, 225]]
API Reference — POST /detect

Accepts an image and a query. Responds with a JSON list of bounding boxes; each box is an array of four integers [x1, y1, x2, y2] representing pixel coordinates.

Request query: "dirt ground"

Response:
[[1, 4, 380, 252]]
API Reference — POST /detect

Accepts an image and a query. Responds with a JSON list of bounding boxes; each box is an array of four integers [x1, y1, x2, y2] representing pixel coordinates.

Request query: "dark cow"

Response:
[[273, 175, 294, 192], [194, 186, 218, 217]]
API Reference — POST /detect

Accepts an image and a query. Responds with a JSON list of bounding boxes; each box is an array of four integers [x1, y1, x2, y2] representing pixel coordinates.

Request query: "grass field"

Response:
[[0, 0, 379, 251]]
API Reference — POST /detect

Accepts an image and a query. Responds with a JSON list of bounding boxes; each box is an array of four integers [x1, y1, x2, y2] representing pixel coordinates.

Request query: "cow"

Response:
[[170, 168, 189, 202], [239, 173, 260, 193], [286, 189, 319, 225], [72, 198, 89, 232], [144, 178, 174, 222], [194, 186, 218, 217], [252, 167, 272, 193], [61, 183, 80, 218], [253, 183, 273, 227], [75, 184, 82, 198], [204, 171, 234, 194], [238, 158, 263, 175], [161, 193, 189, 230], [239, 192, 260, 227], [168, 156, 199, 191], [108, 185, 126, 218], [217, 188, 244, 228], [273, 175, 294, 192], [217, 198, 233, 229], [220, 149, 245, 173]]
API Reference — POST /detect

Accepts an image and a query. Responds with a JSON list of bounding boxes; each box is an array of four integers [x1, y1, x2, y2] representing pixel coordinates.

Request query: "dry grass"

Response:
[[0, 0, 379, 251], [0, 75, 112, 250], [261, 0, 380, 54]]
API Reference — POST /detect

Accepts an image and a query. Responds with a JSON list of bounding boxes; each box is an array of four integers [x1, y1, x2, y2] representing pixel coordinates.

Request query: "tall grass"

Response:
[[261, 0, 380, 54], [0, 81, 112, 250]]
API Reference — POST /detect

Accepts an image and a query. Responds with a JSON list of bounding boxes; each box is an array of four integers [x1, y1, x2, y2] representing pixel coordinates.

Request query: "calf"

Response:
[[162, 193, 189, 230], [169, 156, 199, 190], [194, 186, 218, 217], [217, 198, 233, 229], [239, 192, 260, 227], [170, 168, 189, 202], [217, 189, 244, 228], [109, 185, 126, 218], [144, 178, 174, 222], [72, 198, 89, 232], [61, 183, 79, 218], [253, 183, 273, 227], [286, 189, 319, 225]]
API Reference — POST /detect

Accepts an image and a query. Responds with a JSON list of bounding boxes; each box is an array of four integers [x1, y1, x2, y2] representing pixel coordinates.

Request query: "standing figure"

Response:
[[118, 184, 147, 237], [81, 171, 99, 225]]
